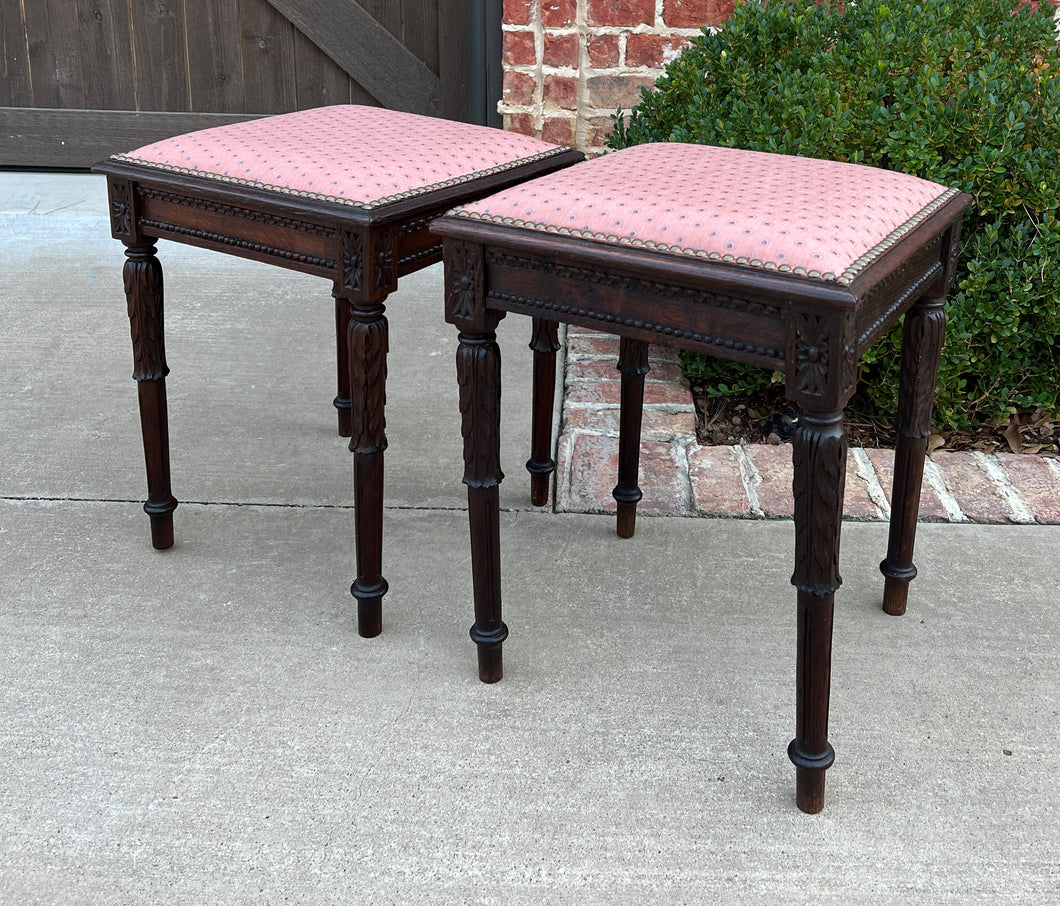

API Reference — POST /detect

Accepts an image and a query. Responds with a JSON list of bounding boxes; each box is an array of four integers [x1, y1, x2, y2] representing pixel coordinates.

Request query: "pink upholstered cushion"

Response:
[[112, 106, 567, 209], [453, 144, 960, 284]]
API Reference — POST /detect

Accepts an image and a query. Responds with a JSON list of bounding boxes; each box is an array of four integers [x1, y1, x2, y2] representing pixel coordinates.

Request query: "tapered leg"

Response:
[[526, 318, 560, 507], [789, 408, 846, 813], [457, 330, 507, 683], [613, 337, 649, 538], [881, 296, 946, 616], [123, 241, 178, 550], [348, 300, 389, 638], [333, 285, 353, 438]]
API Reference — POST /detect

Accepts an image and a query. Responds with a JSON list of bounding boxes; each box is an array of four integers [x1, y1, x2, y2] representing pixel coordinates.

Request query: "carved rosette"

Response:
[[348, 311, 389, 455], [793, 313, 830, 397], [123, 244, 168, 382], [791, 410, 847, 597], [110, 180, 133, 238], [896, 297, 946, 439], [457, 333, 504, 489], [444, 241, 483, 326], [341, 228, 364, 293]]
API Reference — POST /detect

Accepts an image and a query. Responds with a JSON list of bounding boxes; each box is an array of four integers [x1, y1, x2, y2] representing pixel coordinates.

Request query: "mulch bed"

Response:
[[688, 379, 1060, 457]]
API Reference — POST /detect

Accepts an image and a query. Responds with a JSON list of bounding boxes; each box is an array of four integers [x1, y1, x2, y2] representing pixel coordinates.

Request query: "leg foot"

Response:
[[789, 408, 846, 813], [526, 318, 560, 507], [613, 337, 649, 539], [124, 241, 178, 549], [458, 330, 506, 682], [348, 302, 389, 636], [334, 287, 353, 437], [880, 295, 946, 616]]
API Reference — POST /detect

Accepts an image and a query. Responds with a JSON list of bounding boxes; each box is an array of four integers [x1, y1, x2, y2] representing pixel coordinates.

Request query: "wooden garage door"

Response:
[[0, 0, 470, 167]]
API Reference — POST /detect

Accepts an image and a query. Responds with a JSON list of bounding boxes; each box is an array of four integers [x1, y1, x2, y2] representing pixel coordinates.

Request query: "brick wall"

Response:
[[501, 0, 734, 154]]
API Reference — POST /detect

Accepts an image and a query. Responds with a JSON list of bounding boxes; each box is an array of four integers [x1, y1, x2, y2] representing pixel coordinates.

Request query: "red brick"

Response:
[[565, 359, 684, 383], [565, 378, 690, 406], [503, 0, 532, 26], [543, 74, 579, 109], [502, 70, 538, 106], [588, 0, 656, 26], [843, 451, 883, 520], [689, 445, 752, 517], [542, 0, 577, 26], [864, 447, 949, 522], [745, 444, 794, 517], [662, 0, 735, 27], [503, 112, 537, 137], [541, 115, 575, 145], [586, 34, 621, 68], [584, 114, 620, 148], [558, 434, 688, 515], [543, 32, 580, 68], [562, 406, 696, 440], [996, 453, 1060, 524], [931, 452, 1011, 524], [566, 331, 621, 357], [625, 34, 691, 68], [587, 74, 658, 109], [503, 30, 538, 66]]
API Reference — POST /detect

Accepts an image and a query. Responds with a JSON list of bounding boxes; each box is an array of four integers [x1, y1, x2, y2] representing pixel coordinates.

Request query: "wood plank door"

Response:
[[0, 0, 471, 167]]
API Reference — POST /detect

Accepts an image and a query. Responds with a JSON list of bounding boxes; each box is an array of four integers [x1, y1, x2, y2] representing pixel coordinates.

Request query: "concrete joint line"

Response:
[[972, 451, 1036, 524], [851, 447, 891, 521], [924, 457, 968, 523], [732, 444, 765, 518]]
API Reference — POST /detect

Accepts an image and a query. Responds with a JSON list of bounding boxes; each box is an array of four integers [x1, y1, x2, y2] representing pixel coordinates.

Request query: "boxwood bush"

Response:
[[608, 0, 1060, 432]]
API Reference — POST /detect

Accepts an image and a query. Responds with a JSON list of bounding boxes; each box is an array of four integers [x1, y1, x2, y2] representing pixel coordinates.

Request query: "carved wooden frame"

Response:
[[435, 190, 970, 812], [93, 147, 584, 639]]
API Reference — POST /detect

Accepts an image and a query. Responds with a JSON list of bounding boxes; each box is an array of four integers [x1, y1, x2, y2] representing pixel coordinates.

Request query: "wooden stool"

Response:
[[93, 106, 582, 638], [434, 143, 971, 812]]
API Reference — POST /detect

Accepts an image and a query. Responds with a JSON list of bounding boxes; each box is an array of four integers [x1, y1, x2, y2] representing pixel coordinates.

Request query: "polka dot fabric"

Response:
[[454, 143, 960, 285], [113, 106, 567, 209]]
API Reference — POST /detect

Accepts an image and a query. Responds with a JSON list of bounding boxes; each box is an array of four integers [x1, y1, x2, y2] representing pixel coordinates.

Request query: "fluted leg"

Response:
[[613, 337, 649, 538], [789, 408, 846, 813], [526, 318, 560, 507], [123, 241, 178, 550], [333, 285, 352, 438], [457, 330, 507, 683], [881, 296, 946, 616], [348, 300, 389, 638]]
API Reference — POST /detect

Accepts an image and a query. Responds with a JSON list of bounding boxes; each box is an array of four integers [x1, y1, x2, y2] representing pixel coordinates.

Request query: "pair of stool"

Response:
[[97, 106, 970, 813]]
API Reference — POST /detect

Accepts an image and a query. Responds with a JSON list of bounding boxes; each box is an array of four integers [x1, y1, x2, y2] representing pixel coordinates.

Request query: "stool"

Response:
[[434, 143, 971, 812], [93, 106, 582, 637]]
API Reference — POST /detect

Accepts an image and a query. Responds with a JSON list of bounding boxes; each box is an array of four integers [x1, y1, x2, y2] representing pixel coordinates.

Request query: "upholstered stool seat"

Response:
[[94, 106, 582, 637], [434, 142, 971, 812]]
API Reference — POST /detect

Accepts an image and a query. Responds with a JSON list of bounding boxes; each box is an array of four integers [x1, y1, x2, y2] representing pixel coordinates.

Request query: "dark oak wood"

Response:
[[95, 141, 583, 638], [436, 188, 970, 811], [526, 318, 560, 507], [614, 337, 650, 539]]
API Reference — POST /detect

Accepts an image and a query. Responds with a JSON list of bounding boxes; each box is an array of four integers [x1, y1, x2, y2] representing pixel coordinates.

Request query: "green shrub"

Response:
[[608, 0, 1060, 431]]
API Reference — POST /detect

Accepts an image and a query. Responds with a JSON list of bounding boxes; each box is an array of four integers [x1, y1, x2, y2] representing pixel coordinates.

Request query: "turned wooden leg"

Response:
[[613, 337, 649, 538], [333, 285, 353, 438], [123, 241, 178, 550], [348, 300, 389, 638], [457, 330, 507, 683], [526, 318, 560, 507], [789, 408, 846, 813], [881, 296, 946, 616]]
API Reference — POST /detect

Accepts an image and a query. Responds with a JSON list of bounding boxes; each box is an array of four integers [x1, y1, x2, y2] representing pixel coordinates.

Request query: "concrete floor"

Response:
[[2, 173, 1058, 904]]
